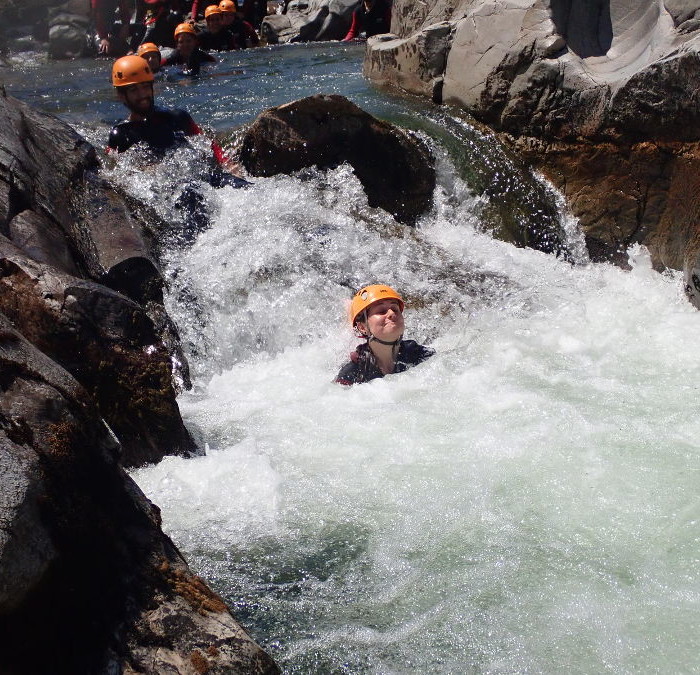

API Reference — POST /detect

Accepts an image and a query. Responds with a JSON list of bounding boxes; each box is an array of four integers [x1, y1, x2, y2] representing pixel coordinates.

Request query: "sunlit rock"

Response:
[[240, 93, 435, 224], [261, 0, 358, 43], [364, 0, 700, 289]]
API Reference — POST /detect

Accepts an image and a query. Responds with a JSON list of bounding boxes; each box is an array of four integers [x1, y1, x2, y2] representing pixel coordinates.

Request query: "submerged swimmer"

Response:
[[108, 54, 247, 240], [335, 284, 434, 385], [136, 42, 162, 73]]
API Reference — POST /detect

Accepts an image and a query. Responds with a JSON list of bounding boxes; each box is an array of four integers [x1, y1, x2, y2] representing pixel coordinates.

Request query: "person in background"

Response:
[[136, 0, 183, 48], [342, 0, 391, 41], [162, 22, 216, 74], [197, 4, 235, 50], [91, 0, 133, 56], [335, 284, 434, 385], [222, 0, 260, 49], [136, 41, 162, 72], [241, 0, 267, 29], [190, 0, 221, 21]]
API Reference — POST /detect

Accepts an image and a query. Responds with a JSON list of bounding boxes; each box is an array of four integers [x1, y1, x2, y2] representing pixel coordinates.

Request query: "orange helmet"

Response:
[[205, 4, 222, 17], [349, 284, 404, 326], [174, 22, 198, 38], [219, 0, 237, 12], [112, 55, 154, 87], [136, 42, 160, 57]]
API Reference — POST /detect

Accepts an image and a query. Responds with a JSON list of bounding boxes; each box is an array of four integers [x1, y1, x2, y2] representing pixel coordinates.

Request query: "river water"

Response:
[[3, 44, 699, 673]]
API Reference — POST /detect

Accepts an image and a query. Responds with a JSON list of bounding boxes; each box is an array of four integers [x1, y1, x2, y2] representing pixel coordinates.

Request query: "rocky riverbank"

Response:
[[364, 0, 700, 308], [0, 89, 278, 674]]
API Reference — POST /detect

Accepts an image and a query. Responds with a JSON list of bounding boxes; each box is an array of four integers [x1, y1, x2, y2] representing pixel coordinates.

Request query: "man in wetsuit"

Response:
[[108, 54, 246, 238], [197, 4, 236, 50], [92, 0, 133, 55], [335, 284, 434, 385], [108, 54, 206, 154], [161, 22, 217, 74]]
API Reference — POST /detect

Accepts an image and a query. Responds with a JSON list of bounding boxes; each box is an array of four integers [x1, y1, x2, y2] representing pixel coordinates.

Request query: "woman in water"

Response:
[[335, 284, 434, 385]]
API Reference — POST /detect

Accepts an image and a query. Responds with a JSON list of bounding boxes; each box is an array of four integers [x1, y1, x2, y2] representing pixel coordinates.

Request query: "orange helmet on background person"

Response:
[[349, 284, 405, 327], [204, 4, 222, 17], [111, 55, 154, 87], [136, 42, 160, 57], [219, 0, 237, 12], [174, 22, 198, 39]]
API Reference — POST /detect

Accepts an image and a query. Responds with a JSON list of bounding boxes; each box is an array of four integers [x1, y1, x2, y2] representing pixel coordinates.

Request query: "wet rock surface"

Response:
[[240, 93, 436, 225], [261, 0, 357, 44], [0, 317, 279, 675], [364, 0, 700, 303], [0, 92, 279, 672]]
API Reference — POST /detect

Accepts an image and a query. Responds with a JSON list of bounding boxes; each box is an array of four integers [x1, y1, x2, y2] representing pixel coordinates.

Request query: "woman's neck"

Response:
[[369, 340, 397, 375]]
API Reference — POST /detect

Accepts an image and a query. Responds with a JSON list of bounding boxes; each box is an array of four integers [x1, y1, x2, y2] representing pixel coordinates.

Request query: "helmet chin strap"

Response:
[[368, 334, 403, 347]]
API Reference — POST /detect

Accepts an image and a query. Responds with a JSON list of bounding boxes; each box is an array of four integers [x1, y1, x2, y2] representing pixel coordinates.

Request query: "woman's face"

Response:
[[358, 298, 404, 341]]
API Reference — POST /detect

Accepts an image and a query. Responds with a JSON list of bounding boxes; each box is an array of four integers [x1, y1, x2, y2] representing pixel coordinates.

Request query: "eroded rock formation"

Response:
[[240, 93, 436, 224], [0, 90, 279, 672], [0, 87, 193, 468], [364, 0, 700, 306], [0, 317, 278, 674]]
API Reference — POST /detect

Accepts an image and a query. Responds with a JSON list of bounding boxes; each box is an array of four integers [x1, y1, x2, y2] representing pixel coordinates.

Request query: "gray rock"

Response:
[[8, 208, 80, 276], [261, 0, 358, 43], [240, 93, 436, 224], [0, 436, 55, 614], [364, 0, 700, 286]]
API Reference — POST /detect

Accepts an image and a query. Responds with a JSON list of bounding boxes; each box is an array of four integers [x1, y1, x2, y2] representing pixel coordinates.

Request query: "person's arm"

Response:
[[180, 111, 241, 173], [190, 0, 201, 20], [242, 20, 259, 47], [342, 9, 360, 41]]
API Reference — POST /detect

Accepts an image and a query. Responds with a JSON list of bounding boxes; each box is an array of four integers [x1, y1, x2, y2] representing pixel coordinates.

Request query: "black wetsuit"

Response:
[[198, 28, 235, 51], [162, 48, 217, 75], [107, 106, 201, 155], [335, 340, 434, 386]]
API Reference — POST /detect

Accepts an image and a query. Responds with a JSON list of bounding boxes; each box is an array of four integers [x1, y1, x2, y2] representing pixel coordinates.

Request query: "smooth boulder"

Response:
[[240, 93, 435, 224]]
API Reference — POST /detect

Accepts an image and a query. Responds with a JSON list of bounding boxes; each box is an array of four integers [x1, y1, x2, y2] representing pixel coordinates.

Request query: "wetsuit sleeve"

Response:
[[92, 0, 116, 39], [243, 20, 259, 46], [342, 10, 360, 41], [190, 0, 201, 20], [334, 361, 361, 386], [401, 340, 435, 365], [119, 0, 132, 28]]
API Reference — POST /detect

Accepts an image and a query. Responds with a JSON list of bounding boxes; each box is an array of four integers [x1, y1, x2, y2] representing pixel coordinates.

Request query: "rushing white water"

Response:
[[9, 40, 696, 672], [130, 148, 700, 672]]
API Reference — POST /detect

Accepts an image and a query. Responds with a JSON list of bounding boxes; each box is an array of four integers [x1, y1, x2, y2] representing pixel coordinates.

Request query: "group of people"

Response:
[[93, 0, 261, 65], [106, 0, 430, 385]]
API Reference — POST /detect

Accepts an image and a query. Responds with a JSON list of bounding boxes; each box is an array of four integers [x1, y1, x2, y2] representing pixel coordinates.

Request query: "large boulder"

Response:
[[239, 93, 435, 224], [261, 0, 358, 43], [0, 315, 279, 674], [364, 1, 700, 300]]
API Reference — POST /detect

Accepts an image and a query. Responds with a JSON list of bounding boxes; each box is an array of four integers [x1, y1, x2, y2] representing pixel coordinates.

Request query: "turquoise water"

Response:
[[4, 43, 699, 674]]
